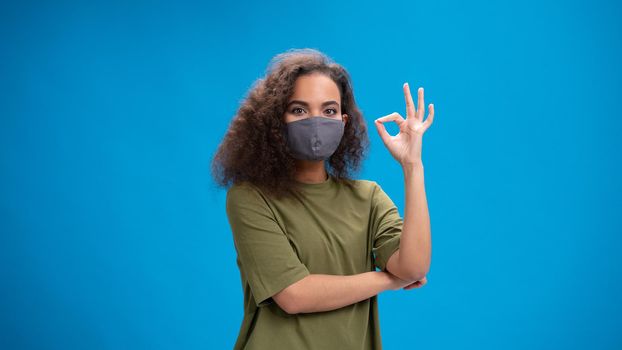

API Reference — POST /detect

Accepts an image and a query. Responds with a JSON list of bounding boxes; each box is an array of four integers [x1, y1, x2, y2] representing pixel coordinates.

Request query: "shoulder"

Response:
[[225, 182, 278, 224], [226, 181, 268, 206], [347, 179, 397, 209], [341, 178, 381, 199], [226, 181, 256, 197], [352, 178, 380, 189]]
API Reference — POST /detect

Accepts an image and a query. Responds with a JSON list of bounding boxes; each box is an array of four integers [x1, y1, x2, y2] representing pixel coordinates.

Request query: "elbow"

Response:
[[397, 256, 431, 283], [279, 303, 299, 315], [273, 285, 304, 314], [387, 250, 430, 283], [397, 265, 429, 283], [403, 270, 428, 283], [390, 269, 423, 283], [280, 297, 301, 315]]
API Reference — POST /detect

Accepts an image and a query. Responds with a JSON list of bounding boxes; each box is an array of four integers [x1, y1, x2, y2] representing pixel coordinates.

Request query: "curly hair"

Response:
[[211, 48, 370, 200]]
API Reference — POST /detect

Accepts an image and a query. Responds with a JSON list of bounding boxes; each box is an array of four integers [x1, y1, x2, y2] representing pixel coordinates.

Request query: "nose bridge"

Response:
[[309, 104, 323, 116], [307, 99, 333, 116]]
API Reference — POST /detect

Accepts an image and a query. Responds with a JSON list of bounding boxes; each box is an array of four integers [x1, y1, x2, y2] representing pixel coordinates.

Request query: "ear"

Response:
[[342, 114, 348, 124]]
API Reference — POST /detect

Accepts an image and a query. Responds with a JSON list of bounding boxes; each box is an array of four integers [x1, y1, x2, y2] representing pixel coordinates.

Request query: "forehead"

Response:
[[288, 73, 341, 102]]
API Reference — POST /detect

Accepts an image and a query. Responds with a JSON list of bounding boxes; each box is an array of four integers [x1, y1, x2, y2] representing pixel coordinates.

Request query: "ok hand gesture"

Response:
[[374, 83, 434, 167]]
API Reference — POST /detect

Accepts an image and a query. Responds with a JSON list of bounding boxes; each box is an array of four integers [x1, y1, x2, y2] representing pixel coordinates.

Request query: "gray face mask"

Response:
[[282, 116, 345, 161]]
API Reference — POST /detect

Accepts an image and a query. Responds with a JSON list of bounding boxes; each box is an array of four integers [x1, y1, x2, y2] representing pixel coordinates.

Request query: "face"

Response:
[[284, 72, 349, 124]]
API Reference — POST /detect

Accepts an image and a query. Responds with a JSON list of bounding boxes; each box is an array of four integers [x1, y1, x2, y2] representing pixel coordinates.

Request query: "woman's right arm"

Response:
[[226, 185, 417, 314], [273, 271, 413, 314]]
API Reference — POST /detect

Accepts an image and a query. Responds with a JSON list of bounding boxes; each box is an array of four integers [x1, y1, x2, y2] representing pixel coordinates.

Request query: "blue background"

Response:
[[1, 0, 621, 349]]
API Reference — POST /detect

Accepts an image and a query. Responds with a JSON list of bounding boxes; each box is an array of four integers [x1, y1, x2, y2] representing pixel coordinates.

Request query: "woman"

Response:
[[212, 48, 434, 349]]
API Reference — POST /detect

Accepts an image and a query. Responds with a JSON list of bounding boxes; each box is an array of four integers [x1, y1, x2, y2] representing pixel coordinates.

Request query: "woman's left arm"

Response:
[[374, 83, 434, 282], [388, 162, 430, 282]]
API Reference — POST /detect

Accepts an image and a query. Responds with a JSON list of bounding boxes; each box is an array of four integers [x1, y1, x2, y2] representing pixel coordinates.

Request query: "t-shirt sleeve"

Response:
[[226, 183, 310, 307], [370, 181, 403, 271]]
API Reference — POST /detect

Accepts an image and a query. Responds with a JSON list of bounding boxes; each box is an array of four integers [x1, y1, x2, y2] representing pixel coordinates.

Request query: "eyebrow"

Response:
[[286, 100, 340, 108]]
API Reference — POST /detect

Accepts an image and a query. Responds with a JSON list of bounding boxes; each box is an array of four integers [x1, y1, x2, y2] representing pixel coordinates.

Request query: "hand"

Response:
[[403, 276, 427, 290], [385, 271, 428, 291], [374, 83, 434, 167]]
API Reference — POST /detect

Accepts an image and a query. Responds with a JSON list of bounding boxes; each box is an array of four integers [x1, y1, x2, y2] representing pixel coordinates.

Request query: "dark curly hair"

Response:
[[211, 48, 370, 199]]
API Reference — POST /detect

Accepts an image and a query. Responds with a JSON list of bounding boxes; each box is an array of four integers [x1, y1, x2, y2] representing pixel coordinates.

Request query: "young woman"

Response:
[[212, 48, 434, 350]]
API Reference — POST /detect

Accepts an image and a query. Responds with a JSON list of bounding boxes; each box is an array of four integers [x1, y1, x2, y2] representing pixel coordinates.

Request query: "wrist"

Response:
[[402, 161, 424, 176], [378, 271, 396, 291], [401, 159, 423, 168]]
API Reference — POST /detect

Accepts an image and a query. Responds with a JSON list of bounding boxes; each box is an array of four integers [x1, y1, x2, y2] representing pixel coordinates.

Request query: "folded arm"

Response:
[[272, 271, 406, 314]]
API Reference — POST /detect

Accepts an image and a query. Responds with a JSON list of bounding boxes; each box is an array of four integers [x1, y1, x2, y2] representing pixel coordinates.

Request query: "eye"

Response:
[[325, 108, 338, 115], [291, 107, 305, 114]]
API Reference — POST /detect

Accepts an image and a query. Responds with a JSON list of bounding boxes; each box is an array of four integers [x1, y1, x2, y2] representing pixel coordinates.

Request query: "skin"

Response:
[[272, 73, 432, 314], [375, 83, 434, 286], [283, 72, 349, 184]]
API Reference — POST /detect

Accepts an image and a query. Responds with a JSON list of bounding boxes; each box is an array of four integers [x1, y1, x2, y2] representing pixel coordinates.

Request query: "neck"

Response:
[[294, 160, 328, 184]]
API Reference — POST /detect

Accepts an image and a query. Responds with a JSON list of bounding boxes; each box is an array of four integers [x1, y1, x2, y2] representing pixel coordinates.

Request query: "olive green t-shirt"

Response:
[[225, 175, 403, 350]]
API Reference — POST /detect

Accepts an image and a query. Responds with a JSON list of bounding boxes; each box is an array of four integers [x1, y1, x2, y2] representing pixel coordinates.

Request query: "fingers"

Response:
[[417, 87, 424, 120], [403, 282, 421, 290], [402, 276, 428, 290], [403, 83, 415, 118], [424, 103, 435, 130], [375, 112, 405, 124], [374, 112, 404, 145]]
